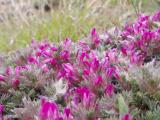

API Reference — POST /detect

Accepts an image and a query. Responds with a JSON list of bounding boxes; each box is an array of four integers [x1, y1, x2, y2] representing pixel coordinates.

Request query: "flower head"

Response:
[[91, 28, 100, 47], [0, 75, 5, 82], [0, 104, 4, 119], [121, 113, 132, 120], [105, 83, 114, 96], [39, 98, 58, 120]]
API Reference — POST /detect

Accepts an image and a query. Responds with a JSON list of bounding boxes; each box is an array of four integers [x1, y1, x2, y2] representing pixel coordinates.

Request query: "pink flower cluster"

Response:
[[1, 10, 160, 120], [121, 11, 160, 65], [39, 98, 73, 120]]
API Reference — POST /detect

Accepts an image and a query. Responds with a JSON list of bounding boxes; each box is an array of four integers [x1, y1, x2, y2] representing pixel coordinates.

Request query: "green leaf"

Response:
[[117, 94, 128, 116], [153, 91, 160, 101]]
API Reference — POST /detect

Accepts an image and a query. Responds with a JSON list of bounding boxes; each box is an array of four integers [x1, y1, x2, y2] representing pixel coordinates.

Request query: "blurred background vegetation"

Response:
[[0, 0, 159, 52]]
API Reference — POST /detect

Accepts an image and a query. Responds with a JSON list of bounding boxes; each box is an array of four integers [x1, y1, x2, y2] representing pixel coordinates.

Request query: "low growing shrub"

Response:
[[0, 10, 160, 120]]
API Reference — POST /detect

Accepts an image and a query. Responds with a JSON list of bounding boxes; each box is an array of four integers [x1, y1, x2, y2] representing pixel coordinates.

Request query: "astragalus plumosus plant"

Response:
[[0, 10, 160, 120]]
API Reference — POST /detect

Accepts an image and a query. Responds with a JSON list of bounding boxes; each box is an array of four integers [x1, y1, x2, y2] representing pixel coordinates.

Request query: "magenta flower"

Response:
[[152, 10, 160, 21], [28, 56, 37, 64], [0, 104, 4, 120], [15, 66, 23, 77], [121, 113, 132, 120], [79, 41, 90, 51], [50, 58, 57, 66], [83, 69, 90, 76], [64, 38, 72, 47], [91, 58, 99, 72], [60, 50, 70, 61], [94, 75, 103, 86], [91, 28, 100, 46], [5, 67, 13, 76], [39, 98, 59, 120], [39, 42, 50, 51], [0, 75, 5, 82], [141, 31, 154, 43], [50, 45, 58, 52], [106, 67, 115, 78], [76, 87, 90, 97], [121, 47, 127, 56], [41, 51, 52, 58], [64, 107, 71, 118], [63, 63, 74, 76], [78, 51, 89, 62], [105, 83, 114, 96], [12, 79, 20, 89], [75, 87, 90, 106]]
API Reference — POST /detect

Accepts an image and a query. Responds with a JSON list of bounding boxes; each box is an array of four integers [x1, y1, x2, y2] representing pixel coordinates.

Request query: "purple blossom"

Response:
[[152, 10, 160, 21], [105, 83, 114, 96], [83, 69, 90, 76], [94, 75, 103, 86], [1, 10, 160, 120], [106, 67, 115, 78], [91, 28, 100, 47], [12, 79, 20, 89], [60, 50, 70, 61], [28, 56, 37, 64], [39, 98, 58, 120], [91, 58, 100, 72], [64, 107, 71, 118], [121, 113, 132, 120], [0, 75, 5, 82], [63, 63, 74, 77], [0, 104, 4, 120]]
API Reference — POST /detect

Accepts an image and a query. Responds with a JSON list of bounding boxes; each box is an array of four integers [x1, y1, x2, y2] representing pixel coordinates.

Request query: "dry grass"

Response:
[[0, 0, 159, 52]]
